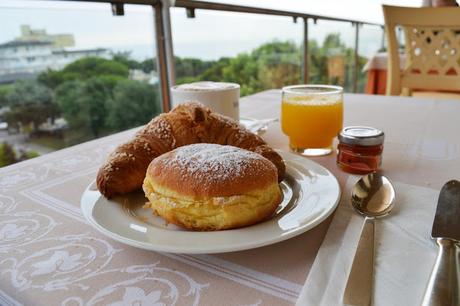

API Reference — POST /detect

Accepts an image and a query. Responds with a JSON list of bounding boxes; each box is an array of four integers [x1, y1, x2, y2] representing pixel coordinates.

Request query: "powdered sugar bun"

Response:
[[147, 143, 278, 197], [143, 143, 282, 231]]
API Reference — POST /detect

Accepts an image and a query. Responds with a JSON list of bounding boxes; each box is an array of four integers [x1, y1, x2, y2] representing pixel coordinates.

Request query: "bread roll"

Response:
[[143, 143, 282, 231]]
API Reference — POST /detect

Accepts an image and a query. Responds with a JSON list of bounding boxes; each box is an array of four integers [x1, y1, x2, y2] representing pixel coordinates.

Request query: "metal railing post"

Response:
[[153, 0, 175, 112], [353, 22, 360, 93], [302, 17, 309, 84]]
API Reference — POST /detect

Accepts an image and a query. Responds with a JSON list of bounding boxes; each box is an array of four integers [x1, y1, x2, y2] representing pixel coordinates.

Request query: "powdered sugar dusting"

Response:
[[155, 118, 172, 140], [143, 116, 176, 147], [158, 143, 274, 188]]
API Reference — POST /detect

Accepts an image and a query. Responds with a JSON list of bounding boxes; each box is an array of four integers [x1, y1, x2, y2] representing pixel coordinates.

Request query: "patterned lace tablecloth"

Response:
[[1, 91, 460, 305]]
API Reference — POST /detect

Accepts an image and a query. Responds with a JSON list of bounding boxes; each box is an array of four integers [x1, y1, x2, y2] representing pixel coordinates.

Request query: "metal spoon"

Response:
[[343, 172, 396, 306]]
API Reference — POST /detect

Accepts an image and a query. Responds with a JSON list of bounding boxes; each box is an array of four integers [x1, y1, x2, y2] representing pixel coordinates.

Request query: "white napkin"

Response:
[[296, 177, 439, 306]]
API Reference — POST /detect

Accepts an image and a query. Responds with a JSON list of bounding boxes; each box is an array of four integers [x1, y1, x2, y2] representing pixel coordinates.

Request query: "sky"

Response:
[[0, 0, 421, 61]]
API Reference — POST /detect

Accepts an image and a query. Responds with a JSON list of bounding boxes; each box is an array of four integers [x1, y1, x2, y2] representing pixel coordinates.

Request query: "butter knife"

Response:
[[421, 180, 460, 306]]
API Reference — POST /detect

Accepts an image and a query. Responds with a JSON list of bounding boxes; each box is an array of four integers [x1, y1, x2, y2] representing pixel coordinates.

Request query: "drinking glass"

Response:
[[281, 85, 343, 156]]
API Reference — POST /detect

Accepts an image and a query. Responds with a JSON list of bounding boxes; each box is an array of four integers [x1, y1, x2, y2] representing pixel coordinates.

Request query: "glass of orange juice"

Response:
[[281, 85, 343, 156]]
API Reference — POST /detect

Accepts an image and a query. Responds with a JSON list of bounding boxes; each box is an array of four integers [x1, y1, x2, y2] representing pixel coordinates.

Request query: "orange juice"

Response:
[[281, 96, 343, 149]]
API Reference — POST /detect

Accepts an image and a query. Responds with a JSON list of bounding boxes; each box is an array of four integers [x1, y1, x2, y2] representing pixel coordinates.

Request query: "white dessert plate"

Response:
[[81, 151, 341, 254]]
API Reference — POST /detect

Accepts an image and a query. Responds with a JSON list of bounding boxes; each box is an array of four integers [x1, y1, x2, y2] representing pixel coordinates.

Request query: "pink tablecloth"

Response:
[[1, 91, 460, 305]]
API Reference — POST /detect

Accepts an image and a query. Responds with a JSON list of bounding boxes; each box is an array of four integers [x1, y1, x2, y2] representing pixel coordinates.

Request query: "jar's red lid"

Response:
[[338, 126, 384, 146]]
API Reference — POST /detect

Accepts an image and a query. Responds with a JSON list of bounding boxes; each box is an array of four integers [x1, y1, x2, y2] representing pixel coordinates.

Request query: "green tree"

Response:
[[322, 33, 345, 51], [54, 80, 86, 128], [0, 142, 16, 167], [198, 40, 302, 96], [38, 57, 129, 89], [64, 57, 129, 79], [106, 80, 160, 131], [308, 39, 327, 84], [112, 51, 142, 70], [82, 76, 119, 137], [198, 57, 231, 82], [22, 150, 40, 160], [175, 57, 215, 80], [143, 36, 365, 96], [222, 54, 259, 95], [37, 69, 66, 89], [252, 41, 301, 91], [140, 56, 215, 84], [141, 58, 156, 73], [168, 40, 304, 96], [4, 80, 59, 132], [0, 85, 13, 108], [55, 76, 120, 139], [6, 80, 53, 106], [314, 33, 369, 91]]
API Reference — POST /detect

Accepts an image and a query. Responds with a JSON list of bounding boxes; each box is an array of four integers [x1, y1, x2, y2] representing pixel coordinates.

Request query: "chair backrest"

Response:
[[383, 5, 460, 95]]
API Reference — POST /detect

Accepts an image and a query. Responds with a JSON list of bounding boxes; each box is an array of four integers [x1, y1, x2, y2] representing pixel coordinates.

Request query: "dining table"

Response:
[[1, 90, 460, 306]]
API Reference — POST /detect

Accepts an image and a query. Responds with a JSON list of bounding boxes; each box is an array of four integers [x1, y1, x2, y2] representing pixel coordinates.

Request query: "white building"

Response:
[[0, 25, 110, 83]]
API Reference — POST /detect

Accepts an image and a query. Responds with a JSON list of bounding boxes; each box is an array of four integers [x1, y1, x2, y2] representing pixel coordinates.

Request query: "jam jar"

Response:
[[337, 126, 384, 174]]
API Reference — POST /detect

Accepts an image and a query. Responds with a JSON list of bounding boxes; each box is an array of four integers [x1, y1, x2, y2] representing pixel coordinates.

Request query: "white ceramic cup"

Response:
[[171, 81, 240, 120]]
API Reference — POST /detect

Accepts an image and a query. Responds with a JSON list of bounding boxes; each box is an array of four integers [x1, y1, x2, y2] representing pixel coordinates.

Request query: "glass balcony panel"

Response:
[[170, 8, 303, 96], [0, 1, 160, 167]]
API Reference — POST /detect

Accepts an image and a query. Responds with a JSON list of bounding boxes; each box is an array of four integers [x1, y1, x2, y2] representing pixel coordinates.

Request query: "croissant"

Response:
[[97, 102, 286, 198]]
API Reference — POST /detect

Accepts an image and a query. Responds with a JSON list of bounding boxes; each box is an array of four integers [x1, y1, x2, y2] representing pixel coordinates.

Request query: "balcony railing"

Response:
[[44, 0, 384, 111]]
